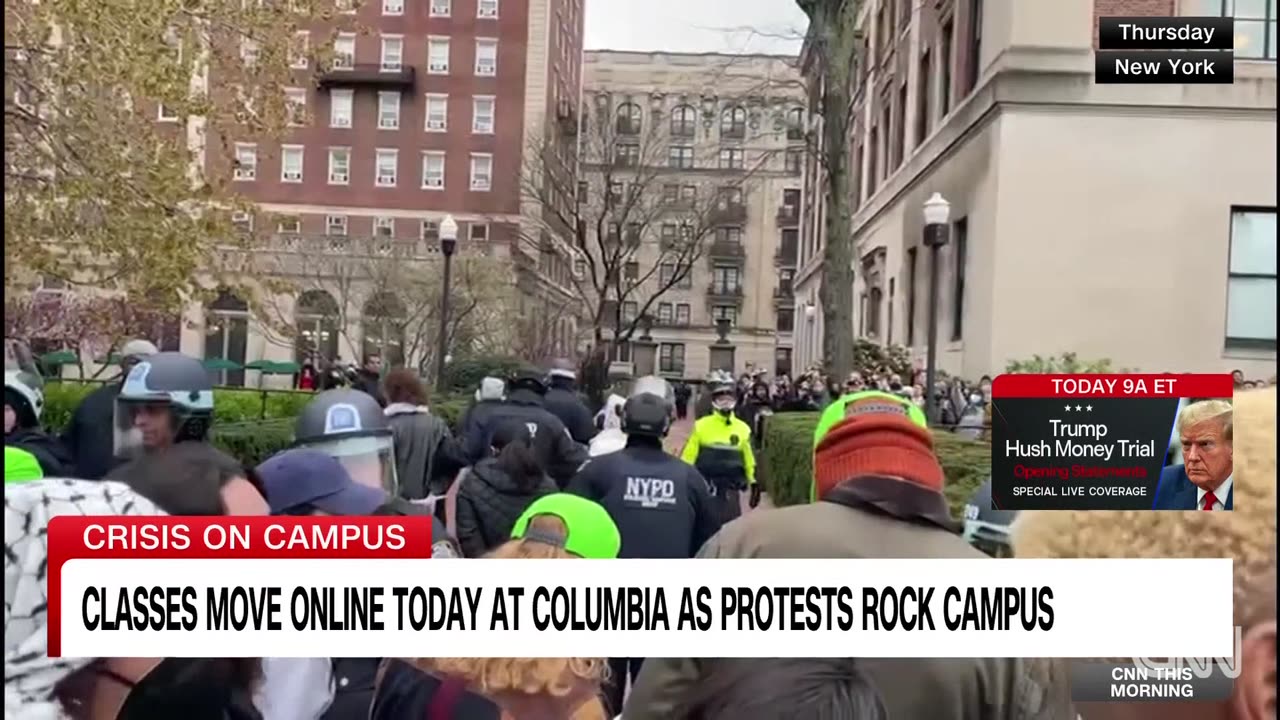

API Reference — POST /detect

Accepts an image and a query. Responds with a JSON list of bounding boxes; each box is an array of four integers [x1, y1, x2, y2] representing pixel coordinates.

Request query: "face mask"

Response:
[[101, 658, 243, 719], [712, 396, 736, 414]]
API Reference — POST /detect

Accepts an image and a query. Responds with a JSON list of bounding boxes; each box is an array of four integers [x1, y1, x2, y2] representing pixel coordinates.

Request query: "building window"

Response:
[[712, 306, 737, 328], [205, 290, 249, 387], [231, 211, 253, 233], [622, 301, 638, 322], [577, 181, 589, 202], [425, 94, 448, 131], [916, 49, 932, 145], [422, 151, 446, 189], [240, 38, 260, 66], [785, 107, 805, 141], [280, 145, 304, 183], [658, 302, 673, 324], [624, 262, 639, 282], [374, 217, 395, 238], [966, 0, 984, 93], [616, 102, 642, 135], [612, 340, 632, 363], [906, 246, 918, 345], [475, 39, 498, 76], [430, 0, 451, 17], [720, 105, 747, 139], [381, 35, 404, 72], [470, 153, 492, 191], [784, 148, 803, 174], [472, 95, 495, 133], [421, 220, 439, 240], [614, 143, 640, 167], [375, 149, 398, 187], [718, 148, 744, 170], [659, 343, 685, 373], [157, 103, 178, 122], [715, 227, 743, 246], [668, 145, 694, 169], [1226, 208, 1277, 349], [383, 0, 403, 14], [676, 303, 691, 324], [428, 37, 450, 74], [277, 217, 301, 235], [777, 310, 794, 333], [712, 266, 741, 293], [327, 147, 350, 185], [284, 87, 307, 126], [951, 217, 968, 341], [940, 19, 954, 114], [1194, 0, 1276, 59], [333, 33, 355, 70], [470, 223, 489, 242], [892, 84, 907, 168], [326, 215, 348, 236], [289, 31, 309, 69], [295, 290, 340, 365], [659, 262, 675, 286], [330, 89, 353, 128], [670, 105, 697, 136], [478, 0, 499, 18], [363, 293, 406, 367], [867, 287, 882, 337], [378, 92, 400, 129], [233, 143, 256, 181]]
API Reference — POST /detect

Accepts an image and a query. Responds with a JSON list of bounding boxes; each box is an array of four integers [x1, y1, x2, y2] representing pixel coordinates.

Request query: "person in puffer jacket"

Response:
[[454, 420, 557, 558]]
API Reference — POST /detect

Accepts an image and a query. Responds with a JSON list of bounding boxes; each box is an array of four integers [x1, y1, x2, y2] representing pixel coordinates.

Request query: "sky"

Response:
[[584, 0, 808, 55]]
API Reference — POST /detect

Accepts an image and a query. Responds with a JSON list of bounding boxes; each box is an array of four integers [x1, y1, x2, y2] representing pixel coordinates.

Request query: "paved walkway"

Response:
[[665, 416, 775, 512]]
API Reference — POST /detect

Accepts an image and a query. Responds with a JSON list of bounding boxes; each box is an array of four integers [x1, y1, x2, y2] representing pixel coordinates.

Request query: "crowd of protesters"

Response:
[[4, 339, 1276, 720]]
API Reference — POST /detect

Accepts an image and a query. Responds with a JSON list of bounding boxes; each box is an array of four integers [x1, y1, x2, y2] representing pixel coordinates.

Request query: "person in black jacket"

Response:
[[352, 353, 386, 407], [566, 376, 720, 715], [464, 368, 587, 488], [455, 420, 557, 558], [457, 377, 505, 451], [59, 339, 156, 479], [543, 359, 596, 445]]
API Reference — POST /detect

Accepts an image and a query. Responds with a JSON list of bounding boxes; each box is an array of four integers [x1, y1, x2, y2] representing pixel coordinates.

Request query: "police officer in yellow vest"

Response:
[[681, 377, 756, 524]]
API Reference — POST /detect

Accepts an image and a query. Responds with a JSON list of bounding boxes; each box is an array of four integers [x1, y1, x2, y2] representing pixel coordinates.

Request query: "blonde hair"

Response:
[[1176, 398, 1233, 442], [1013, 387, 1276, 629], [413, 513, 608, 718]]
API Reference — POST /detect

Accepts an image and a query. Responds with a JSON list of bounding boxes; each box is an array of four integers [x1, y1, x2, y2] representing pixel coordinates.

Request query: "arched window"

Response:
[[205, 288, 248, 387], [720, 105, 747, 139], [295, 289, 340, 364], [362, 292, 406, 368], [615, 102, 641, 135], [786, 107, 805, 140], [669, 104, 696, 137]]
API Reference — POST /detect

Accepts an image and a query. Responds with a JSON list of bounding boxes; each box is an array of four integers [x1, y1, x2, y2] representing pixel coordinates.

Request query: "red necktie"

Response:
[[1201, 491, 1219, 511]]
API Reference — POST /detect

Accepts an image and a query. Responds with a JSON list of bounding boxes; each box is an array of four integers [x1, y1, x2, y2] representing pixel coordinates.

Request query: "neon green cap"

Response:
[[511, 493, 622, 559], [809, 391, 929, 502], [5, 446, 45, 484]]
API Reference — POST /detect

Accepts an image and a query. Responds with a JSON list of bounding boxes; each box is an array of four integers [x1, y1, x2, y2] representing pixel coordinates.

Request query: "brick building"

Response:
[[794, 0, 1276, 380]]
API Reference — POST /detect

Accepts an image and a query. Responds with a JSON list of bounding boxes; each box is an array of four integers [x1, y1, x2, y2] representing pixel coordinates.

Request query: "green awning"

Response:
[[245, 360, 301, 374], [203, 357, 243, 371], [38, 350, 79, 366]]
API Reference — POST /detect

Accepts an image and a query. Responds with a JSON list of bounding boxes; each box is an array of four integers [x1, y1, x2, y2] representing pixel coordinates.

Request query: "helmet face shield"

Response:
[[113, 399, 175, 457], [295, 434, 398, 495]]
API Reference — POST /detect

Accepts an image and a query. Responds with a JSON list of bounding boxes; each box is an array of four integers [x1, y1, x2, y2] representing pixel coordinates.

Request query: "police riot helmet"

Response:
[[509, 366, 547, 395], [547, 358, 577, 383], [962, 479, 1020, 558], [707, 370, 737, 415], [113, 352, 214, 457], [294, 388, 398, 494], [623, 375, 674, 437], [4, 369, 45, 429]]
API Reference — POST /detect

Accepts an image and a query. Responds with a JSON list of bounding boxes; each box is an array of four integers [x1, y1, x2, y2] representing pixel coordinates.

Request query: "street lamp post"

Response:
[[434, 215, 459, 391], [922, 192, 951, 425]]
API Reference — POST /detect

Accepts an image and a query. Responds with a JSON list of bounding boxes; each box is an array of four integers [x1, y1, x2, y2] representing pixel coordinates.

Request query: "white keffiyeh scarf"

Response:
[[4, 479, 166, 719]]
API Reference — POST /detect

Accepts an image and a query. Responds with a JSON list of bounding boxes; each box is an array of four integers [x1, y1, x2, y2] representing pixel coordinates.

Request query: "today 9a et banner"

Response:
[[990, 374, 1234, 510]]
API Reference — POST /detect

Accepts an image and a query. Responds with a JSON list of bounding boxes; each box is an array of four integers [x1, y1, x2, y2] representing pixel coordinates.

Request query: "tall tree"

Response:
[[4, 0, 336, 307], [520, 91, 770, 397], [796, 0, 860, 378]]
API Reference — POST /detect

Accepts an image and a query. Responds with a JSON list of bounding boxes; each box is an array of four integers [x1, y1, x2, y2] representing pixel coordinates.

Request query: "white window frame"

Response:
[[233, 143, 257, 181], [327, 147, 351, 185], [472, 95, 495, 134], [477, 0, 499, 18], [329, 89, 353, 128], [382, 0, 404, 15], [424, 93, 449, 131], [374, 216, 395, 237], [240, 37, 260, 66], [1225, 208, 1278, 348], [430, 0, 451, 17], [277, 217, 301, 234], [280, 145, 304, 183], [427, 37, 450, 74], [469, 152, 493, 192], [284, 87, 307, 126], [326, 214, 349, 236], [474, 38, 498, 76], [380, 35, 404, 72], [422, 151, 446, 190], [377, 91, 401, 130], [469, 223, 489, 242], [375, 148, 399, 188], [333, 33, 356, 70], [290, 31, 309, 69], [157, 103, 178, 122]]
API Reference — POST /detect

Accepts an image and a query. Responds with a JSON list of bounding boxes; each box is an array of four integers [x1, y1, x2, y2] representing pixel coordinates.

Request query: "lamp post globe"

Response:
[[435, 214, 460, 390], [920, 192, 951, 424], [440, 214, 459, 256], [923, 192, 951, 228]]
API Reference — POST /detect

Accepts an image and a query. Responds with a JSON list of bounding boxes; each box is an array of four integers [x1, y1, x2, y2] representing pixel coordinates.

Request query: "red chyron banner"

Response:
[[46, 516, 434, 656], [992, 373, 1233, 398]]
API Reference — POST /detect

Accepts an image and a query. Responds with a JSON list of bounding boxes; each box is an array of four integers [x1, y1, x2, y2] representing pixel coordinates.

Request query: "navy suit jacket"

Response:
[[1152, 465, 1233, 510]]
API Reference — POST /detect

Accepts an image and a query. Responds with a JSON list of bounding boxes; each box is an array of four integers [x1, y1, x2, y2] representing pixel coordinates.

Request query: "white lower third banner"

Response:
[[57, 558, 1233, 659]]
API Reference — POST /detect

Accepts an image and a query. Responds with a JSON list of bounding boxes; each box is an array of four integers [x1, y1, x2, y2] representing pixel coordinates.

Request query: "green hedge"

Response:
[[42, 382, 473, 468], [761, 412, 991, 518]]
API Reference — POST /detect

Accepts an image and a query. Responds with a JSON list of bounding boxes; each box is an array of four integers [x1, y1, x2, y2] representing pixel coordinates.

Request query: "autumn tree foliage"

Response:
[[3, 0, 338, 306]]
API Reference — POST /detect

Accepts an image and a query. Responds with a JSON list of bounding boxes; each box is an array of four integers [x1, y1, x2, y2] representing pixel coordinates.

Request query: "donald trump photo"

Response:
[[1153, 399, 1233, 511]]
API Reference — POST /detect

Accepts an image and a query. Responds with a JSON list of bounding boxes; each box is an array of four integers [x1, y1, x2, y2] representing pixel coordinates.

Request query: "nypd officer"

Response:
[[294, 388, 399, 494], [566, 375, 721, 714], [681, 375, 756, 524], [962, 478, 1019, 558]]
